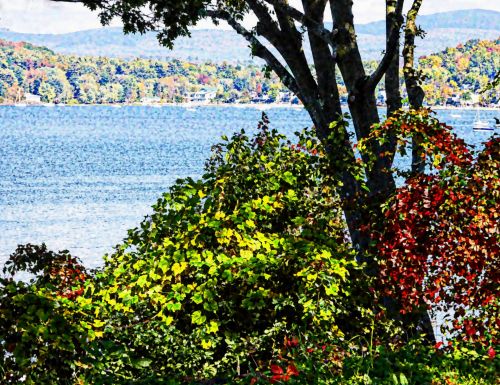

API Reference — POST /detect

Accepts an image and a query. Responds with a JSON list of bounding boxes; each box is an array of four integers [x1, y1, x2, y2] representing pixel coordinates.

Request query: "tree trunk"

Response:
[[400, 0, 436, 345], [403, 0, 426, 176], [330, 0, 396, 201], [385, 0, 403, 116]]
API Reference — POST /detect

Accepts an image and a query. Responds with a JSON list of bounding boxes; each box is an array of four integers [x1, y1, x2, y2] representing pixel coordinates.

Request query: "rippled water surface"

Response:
[[0, 106, 497, 268]]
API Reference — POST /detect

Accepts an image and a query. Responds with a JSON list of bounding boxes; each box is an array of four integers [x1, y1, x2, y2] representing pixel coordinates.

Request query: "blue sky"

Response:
[[0, 0, 498, 34]]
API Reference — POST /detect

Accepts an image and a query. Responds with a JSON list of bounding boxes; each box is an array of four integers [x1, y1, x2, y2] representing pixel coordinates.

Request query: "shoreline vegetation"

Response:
[[0, 1, 498, 380], [2, 102, 499, 110], [0, 37, 498, 109]]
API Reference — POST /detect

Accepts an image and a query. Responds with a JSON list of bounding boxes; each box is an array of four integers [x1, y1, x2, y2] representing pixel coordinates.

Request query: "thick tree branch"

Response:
[[205, 10, 301, 100], [245, 2, 323, 116], [302, 0, 339, 112], [261, 0, 338, 49], [403, 0, 424, 107], [385, 0, 403, 115], [365, 0, 404, 91]]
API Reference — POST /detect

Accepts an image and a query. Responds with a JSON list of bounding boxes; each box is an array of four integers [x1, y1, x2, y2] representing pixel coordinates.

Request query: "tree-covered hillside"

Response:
[[0, 37, 498, 106], [0, 39, 288, 104], [419, 38, 499, 106]]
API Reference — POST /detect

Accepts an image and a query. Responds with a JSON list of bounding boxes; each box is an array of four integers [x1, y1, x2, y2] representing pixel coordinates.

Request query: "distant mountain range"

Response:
[[354, 9, 500, 34], [0, 9, 498, 63]]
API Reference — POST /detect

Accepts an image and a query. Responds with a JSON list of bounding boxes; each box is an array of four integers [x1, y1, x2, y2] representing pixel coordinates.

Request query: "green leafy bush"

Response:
[[79, 115, 361, 382], [0, 244, 90, 384]]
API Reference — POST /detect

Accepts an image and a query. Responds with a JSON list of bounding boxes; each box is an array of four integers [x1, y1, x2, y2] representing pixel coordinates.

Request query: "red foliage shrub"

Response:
[[367, 110, 499, 345]]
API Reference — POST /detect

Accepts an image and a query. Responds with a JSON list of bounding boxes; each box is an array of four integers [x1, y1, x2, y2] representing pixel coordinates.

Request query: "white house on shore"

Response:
[[187, 87, 218, 103], [141, 96, 162, 105], [25, 93, 41, 104]]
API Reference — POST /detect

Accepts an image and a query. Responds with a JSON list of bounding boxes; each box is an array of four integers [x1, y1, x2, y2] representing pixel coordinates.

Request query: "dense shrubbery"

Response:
[[81, 117, 369, 382], [1, 113, 498, 384], [359, 110, 499, 346], [0, 245, 89, 384]]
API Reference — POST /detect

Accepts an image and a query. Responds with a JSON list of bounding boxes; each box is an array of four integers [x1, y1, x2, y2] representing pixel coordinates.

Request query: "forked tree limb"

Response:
[[205, 9, 303, 101], [365, 0, 404, 91]]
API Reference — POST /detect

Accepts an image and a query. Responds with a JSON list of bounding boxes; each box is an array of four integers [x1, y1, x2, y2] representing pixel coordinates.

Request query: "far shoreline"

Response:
[[1, 102, 499, 111]]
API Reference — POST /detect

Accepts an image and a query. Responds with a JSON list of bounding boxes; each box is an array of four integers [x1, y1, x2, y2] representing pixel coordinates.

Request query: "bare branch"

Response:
[[205, 9, 302, 99], [365, 0, 404, 91], [261, 0, 338, 49]]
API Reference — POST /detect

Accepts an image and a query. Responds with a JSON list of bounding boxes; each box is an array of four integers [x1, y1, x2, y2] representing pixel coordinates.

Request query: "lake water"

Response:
[[0, 105, 497, 269]]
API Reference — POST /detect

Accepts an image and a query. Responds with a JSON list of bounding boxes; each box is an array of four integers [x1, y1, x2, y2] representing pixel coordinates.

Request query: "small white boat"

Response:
[[473, 109, 493, 131], [451, 114, 461, 118], [473, 121, 493, 131]]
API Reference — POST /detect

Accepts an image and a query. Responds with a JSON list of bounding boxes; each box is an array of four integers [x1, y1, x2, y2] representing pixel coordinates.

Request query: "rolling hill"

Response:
[[0, 9, 498, 63], [0, 35, 497, 107]]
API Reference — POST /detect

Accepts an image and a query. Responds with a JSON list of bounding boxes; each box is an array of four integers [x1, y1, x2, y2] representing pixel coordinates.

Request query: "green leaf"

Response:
[[191, 310, 207, 325], [136, 274, 149, 288], [132, 358, 152, 368], [192, 292, 203, 304], [282, 171, 296, 185]]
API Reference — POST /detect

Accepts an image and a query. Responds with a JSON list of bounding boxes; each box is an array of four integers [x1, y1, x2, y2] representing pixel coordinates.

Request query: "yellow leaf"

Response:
[[93, 319, 105, 328], [245, 219, 256, 228], [240, 249, 253, 259], [214, 211, 226, 220], [318, 250, 332, 260], [172, 262, 188, 276], [201, 339, 212, 349], [207, 321, 219, 334], [325, 283, 339, 296]]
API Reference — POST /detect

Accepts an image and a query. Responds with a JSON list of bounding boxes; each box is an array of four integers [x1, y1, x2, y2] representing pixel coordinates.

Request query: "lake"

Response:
[[0, 105, 497, 269]]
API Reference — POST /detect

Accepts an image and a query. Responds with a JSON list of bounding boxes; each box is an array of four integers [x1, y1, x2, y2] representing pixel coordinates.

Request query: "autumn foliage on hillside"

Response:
[[367, 109, 499, 346], [419, 38, 499, 105], [0, 37, 498, 105], [0, 38, 288, 104]]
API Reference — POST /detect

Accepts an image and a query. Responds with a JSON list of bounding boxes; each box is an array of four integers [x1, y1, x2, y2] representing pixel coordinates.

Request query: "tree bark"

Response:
[[403, 0, 426, 176], [401, 0, 436, 344], [385, 0, 403, 116], [330, 0, 396, 207]]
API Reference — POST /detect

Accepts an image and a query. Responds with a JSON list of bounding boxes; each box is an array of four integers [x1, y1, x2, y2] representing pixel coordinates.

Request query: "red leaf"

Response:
[[286, 364, 299, 376], [270, 365, 283, 375]]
